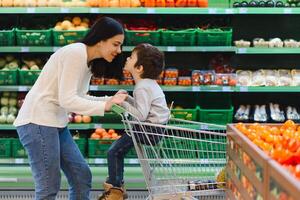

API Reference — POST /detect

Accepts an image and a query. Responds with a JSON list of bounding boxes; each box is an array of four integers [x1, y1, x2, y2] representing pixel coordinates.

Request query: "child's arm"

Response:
[[121, 88, 150, 121]]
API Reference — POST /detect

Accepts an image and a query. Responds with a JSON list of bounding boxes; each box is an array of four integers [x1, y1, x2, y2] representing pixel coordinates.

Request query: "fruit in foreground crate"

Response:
[[91, 128, 120, 140]]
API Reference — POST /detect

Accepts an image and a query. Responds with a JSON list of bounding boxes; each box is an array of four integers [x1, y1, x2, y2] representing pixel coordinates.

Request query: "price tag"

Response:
[[60, 8, 70, 13], [15, 158, 25, 164], [89, 85, 98, 91], [128, 159, 138, 164], [18, 86, 28, 92], [167, 46, 176, 52], [284, 8, 292, 14], [94, 158, 104, 164], [192, 86, 200, 92], [237, 48, 247, 54], [208, 8, 217, 14], [21, 47, 29, 52], [146, 8, 155, 14], [93, 124, 102, 129], [26, 7, 36, 13], [90, 8, 99, 13], [222, 86, 231, 92], [225, 9, 234, 14], [52, 47, 60, 52], [200, 124, 208, 130], [239, 8, 248, 14], [239, 86, 248, 92]]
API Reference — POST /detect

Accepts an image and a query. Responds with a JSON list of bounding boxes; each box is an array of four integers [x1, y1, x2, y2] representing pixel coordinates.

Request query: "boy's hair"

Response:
[[133, 43, 165, 79]]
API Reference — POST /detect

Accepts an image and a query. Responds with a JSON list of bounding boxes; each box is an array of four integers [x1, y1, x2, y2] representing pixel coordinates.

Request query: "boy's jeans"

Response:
[[16, 123, 92, 200], [107, 125, 163, 187]]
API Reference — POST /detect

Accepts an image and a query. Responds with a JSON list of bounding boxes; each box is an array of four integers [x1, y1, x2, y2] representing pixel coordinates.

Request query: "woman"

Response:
[[13, 17, 127, 200]]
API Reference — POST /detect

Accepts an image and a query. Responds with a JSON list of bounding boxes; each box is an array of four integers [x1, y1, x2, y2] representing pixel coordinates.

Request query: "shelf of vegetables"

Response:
[[2, 85, 300, 93], [2, 7, 300, 15]]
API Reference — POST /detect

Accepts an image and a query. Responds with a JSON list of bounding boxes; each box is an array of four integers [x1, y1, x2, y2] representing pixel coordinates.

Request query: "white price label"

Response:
[[21, 47, 29, 52], [222, 86, 231, 92], [89, 85, 98, 91], [52, 47, 60, 52], [15, 158, 25, 164], [90, 8, 99, 13], [147, 8, 155, 14], [192, 86, 200, 92], [18, 86, 28, 92], [26, 7, 36, 13], [167, 46, 176, 52], [237, 48, 247, 54], [239, 8, 248, 14], [225, 9, 234, 14], [60, 8, 70, 13], [200, 124, 208, 130], [284, 8, 292, 14], [239, 86, 248, 92], [208, 8, 217, 14], [94, 158, 104, 164], [93, 124, 102, 129], [128, 159, 138, 164]]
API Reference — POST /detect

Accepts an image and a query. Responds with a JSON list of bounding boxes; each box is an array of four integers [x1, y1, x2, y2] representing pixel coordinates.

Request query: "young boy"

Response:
[[98, 43, 170, 200]]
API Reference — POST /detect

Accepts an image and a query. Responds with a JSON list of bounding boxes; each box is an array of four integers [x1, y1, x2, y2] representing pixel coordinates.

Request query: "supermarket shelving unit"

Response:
[[1, 3, 300, 195]]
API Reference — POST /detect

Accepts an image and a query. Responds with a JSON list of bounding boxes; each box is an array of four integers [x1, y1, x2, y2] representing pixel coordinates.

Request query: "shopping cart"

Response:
[[112, 105, 227, 200]]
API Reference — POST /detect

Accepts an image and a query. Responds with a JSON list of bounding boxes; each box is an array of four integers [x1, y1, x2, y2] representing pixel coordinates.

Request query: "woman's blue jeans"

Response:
[[16, 123, 92, 200]]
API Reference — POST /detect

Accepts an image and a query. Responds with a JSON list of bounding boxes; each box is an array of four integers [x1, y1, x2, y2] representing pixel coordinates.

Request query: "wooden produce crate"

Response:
[[227, 124, 270, 200], [268, 160, 300, 200]]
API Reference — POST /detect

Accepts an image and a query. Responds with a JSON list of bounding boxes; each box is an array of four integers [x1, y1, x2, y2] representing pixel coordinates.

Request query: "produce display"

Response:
[[0, 92, 18, 124], [0, 0, 209, 7], [235, 38, 300, 48], [232, 0, 298, 7], [90, 128, 120, 140], [235, 103, 300, 122], [237, 69, 300, 86]]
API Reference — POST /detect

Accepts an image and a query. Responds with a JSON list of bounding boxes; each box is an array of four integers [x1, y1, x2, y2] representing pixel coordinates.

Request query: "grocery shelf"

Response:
[[4, 46, 300, 54], [0, 7, 233, 14], [1, 85, 300, 92], [0, 123, 124, 130], [0, 46, 236, 53], [235, 47, 300, 54], [1, 7, 300, 15]]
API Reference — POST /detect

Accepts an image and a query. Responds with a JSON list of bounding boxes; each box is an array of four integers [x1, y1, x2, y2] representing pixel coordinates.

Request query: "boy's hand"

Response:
[[105, 93, 128, 111], [116, 89, 128, 95]]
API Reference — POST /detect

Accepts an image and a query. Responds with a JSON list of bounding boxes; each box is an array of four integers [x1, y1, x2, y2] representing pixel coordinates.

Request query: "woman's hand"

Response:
[[116, 89, 128, 95], [105, 93, 128, 111]]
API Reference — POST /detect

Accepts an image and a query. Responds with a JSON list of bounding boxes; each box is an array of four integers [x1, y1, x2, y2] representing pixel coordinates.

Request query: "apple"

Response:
[[74, 115, 82, 123], [82, 115, 91, 123]]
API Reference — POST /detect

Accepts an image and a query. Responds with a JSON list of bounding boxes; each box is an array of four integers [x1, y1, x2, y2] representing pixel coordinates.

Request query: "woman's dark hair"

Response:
[[133, 43, 165, 79], [80, 16, 125, 79]]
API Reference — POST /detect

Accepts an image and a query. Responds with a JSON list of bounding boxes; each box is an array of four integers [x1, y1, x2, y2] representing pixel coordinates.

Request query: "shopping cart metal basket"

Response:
[[112, 105, 227, 200]]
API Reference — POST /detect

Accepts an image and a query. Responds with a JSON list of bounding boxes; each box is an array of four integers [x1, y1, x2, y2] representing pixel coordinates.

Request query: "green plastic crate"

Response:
[[92, 112, 122, 123], [197, 138, 226, 159], [209, 0, 230, 8], [19, 69, 41, 85], [126, 148, 137, 158], [197, 28, 232, 46], [171, 108, 198, 121], [11, 138, 27, 158], [161, 29, 197, 46], [0, 29, 15, 46], [0, 138, 11, 158], [161, 138, 198, 159], [74, 138, 87, 157], [16, 28, 52, 46], [88, 139, 116, 158], [125, 29, 161, 46], [0, 69, 18, 85], [199, 106, 233, 125], [53, 29, 88, 46]]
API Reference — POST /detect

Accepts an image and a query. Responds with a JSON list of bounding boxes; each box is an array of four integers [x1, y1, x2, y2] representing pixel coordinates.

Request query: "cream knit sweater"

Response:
[[14, 43, 109, 128]]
